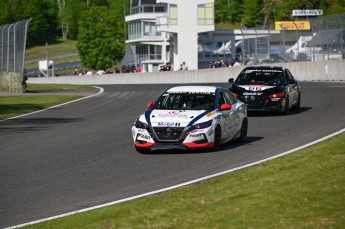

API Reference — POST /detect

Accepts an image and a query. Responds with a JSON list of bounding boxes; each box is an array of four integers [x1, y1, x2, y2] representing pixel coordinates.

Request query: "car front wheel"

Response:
[[212, 126, 221, 151], [281, 96, 290, 115]]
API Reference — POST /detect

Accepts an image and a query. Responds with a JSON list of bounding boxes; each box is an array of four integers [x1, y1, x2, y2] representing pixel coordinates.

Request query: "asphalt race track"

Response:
[[1, 82, 345, 228]]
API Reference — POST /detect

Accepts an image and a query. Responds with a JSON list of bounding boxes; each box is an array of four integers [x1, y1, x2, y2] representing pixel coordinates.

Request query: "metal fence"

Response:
[[198, 13, 345, 67], [250, 13, 345, 64], [0, 19, 31, 73]]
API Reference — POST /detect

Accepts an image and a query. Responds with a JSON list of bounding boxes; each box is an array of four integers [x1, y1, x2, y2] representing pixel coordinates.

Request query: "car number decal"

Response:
[[248, 86, 263, 91]]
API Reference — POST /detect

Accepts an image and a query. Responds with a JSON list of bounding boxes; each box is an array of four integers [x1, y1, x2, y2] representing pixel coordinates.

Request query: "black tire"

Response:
[[281, 96, 290, 115], [212, 126, 221, 151], [135, 146, 150, 154], [238, 118, 248, 142]]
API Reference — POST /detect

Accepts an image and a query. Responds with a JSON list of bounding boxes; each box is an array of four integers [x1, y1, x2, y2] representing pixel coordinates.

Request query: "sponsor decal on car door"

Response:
[[218, 92, 235, 141]]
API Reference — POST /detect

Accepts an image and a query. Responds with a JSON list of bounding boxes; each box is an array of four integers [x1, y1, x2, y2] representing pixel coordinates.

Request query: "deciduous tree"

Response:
[[77, 5, 126, 70]]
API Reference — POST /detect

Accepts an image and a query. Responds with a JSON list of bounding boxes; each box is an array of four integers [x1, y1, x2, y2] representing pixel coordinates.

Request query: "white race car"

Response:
[[131, 86, 248, 153]]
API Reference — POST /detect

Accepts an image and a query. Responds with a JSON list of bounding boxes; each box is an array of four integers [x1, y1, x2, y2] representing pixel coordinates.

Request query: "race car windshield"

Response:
[[154, 93, 215, 110], [236, 69, 284, 85]]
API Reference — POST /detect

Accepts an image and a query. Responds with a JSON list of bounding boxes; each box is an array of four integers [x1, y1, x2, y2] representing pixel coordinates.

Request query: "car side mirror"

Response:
[[228, 78, 234, 83], [220, 103, 232, 111], [147, 102, 153, 109]]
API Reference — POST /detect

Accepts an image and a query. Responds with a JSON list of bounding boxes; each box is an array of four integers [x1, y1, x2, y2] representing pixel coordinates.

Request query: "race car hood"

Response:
[[143, 109, 211, 127]]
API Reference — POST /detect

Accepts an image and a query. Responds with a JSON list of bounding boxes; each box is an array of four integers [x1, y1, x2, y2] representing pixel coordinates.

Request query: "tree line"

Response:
[[0, 0, 343, 69], [215, 0, 344, 28]]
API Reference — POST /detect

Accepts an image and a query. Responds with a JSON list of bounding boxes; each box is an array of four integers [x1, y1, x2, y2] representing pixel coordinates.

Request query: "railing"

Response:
[[130, 4, 166, 15], [137, 53, 162, 64]]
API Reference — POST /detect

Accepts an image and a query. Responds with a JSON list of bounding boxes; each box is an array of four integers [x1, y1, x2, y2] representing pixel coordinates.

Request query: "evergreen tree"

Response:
[[77, 5, 126, 70]]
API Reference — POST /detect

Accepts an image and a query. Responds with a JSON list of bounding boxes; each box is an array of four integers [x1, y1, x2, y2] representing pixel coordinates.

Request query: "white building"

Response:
[[125, 0, 215, 72], [124, 0, 279, 72]]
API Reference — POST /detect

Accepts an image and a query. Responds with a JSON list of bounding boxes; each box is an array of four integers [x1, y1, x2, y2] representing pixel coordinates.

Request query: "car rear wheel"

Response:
[[238, 118, 248, 142], [212, 126, 221, 151]]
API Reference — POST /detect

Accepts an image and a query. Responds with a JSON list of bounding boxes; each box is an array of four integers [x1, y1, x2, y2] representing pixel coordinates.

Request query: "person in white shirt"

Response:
[[181, 62, 188, 70], [233, 61, 241, 67], [96, 69, 105, 75]]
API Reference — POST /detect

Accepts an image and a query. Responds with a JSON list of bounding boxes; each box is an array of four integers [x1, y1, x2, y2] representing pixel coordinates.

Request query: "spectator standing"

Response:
[[166, 63, 172, 71], [96, 69, 105, 75], [232, 57, 241, 67], [233, 61, 241, 67], [22, 71, 28, 93], [136, 64, 142, 73], [181, 62, 188, 70]]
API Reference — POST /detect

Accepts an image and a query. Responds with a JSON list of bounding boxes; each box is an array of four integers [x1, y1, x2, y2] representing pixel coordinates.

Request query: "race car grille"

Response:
[[152, 127, 185, 142]]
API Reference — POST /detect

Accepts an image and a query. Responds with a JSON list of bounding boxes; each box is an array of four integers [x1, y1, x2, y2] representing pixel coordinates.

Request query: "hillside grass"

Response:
[[25, 40, 79, 69]]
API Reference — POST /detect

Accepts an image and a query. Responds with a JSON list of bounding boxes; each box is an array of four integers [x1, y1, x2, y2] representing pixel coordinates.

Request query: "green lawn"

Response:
[[0, 95, 82, 120], [0, 84, 92, 120]]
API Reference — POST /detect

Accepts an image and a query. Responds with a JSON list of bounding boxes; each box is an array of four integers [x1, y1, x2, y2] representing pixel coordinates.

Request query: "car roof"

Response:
[[243, 65, 286, 70], [166, 86, 218, 93]]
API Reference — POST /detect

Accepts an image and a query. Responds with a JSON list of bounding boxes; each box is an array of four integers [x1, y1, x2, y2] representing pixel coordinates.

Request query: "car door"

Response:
[[285, 69, 299, 107], [223, 89, 242, 136], [217, 90, 236, 141]]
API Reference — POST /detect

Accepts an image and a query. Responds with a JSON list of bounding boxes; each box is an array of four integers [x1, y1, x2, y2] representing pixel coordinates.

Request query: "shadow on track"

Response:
[[138, 136, 264, 155], [248, 106, 312, 117], [0, 118, 82, 134]]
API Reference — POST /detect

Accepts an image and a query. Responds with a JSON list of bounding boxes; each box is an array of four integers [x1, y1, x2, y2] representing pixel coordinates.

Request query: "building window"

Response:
[[128, 21, 141, 40], [198, 3, 213, 25], [169, 4, 177, 25], [128, 21, 161, 40], [143, 22, 161, 37], [137, 44, 162, 62]]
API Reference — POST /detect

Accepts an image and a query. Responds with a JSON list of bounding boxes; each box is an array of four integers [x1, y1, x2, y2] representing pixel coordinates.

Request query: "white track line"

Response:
[[0, 86, 104, 122], [5, 127, 345, 229]]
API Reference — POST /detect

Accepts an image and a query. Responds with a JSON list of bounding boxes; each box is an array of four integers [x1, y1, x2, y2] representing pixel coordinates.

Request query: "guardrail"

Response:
[[27, 60, 345, 85]]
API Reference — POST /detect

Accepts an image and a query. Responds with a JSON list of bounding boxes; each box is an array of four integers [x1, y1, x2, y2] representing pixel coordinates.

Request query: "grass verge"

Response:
[[26, 84, 92, 91], [24, 133, 345, 229], [0, 95, 83, 120], [0, 84, 92, 120]]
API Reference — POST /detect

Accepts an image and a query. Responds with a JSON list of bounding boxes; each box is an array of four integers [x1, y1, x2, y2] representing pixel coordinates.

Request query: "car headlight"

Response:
[[134, 119, 149, 129], [191, 120, 213, 130]]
